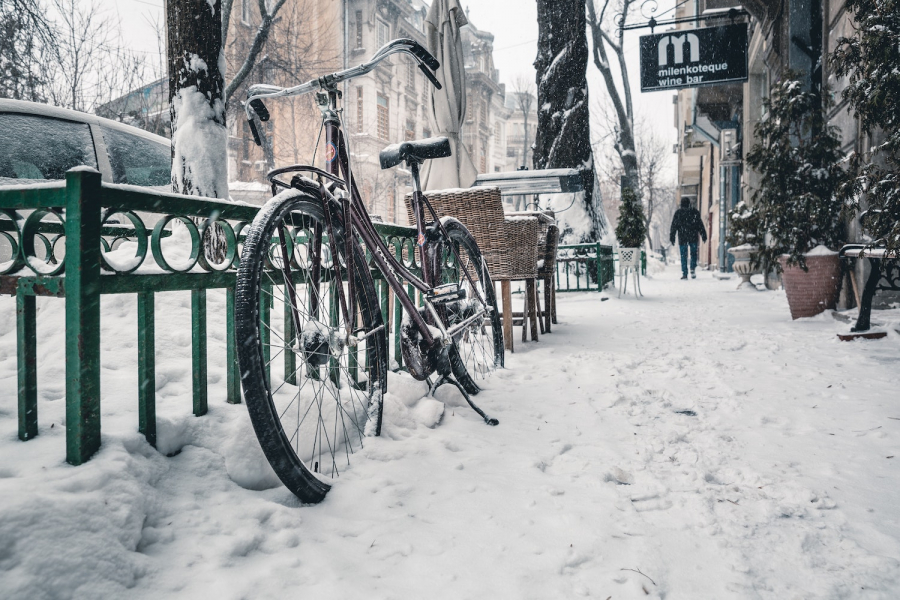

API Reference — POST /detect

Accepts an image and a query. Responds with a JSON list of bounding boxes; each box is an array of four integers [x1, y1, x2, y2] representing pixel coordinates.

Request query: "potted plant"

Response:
[[615, 186, 646, 248], [743, 76, 848, 318], [726, 201, 762, 290], [615, 186, 647, 282]]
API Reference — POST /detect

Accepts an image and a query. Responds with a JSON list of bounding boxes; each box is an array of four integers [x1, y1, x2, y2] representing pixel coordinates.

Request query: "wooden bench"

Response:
[[838, 244, 900, 340]]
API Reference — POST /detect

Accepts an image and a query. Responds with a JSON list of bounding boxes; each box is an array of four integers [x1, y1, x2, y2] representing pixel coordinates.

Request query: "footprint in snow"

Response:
[[606, 467, 634, 485]]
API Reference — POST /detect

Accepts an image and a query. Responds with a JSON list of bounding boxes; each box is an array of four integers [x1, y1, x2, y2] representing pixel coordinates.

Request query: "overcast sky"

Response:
[[112, 0, 677, 174]]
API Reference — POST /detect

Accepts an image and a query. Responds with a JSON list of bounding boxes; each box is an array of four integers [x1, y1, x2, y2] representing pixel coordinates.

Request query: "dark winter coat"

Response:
[[669, 207, 708, 245]]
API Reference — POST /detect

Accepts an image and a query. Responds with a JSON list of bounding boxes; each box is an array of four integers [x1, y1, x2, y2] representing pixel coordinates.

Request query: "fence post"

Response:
[[64, 167, 102, 465], [283, 287, 296, 385], [137, 291, 156, 446], [192, 289, 207, 416], [225, 287, 241, 403], [17, 289, 37, 440]]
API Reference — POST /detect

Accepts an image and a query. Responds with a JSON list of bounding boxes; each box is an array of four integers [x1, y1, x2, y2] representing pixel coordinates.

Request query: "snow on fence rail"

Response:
[[0, 168, 437, 466]]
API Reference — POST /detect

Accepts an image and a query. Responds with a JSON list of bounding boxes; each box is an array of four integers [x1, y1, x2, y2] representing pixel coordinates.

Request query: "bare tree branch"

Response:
[[586, 0, 637, 186], [511, 73, 535, 173], [223, 0, 288, 103]]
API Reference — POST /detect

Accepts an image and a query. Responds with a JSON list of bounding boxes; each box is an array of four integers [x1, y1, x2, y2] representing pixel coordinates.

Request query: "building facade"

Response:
[[673, 0, 866, 286], [107, 0, 518, 221]]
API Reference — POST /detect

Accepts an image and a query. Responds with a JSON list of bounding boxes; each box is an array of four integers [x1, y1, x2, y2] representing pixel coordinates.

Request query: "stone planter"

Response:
[[727, 244, 759, 290], [779, 252, 842, 319]]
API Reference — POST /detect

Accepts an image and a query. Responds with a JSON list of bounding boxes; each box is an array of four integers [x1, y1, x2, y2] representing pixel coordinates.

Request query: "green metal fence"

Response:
[[555, 243, 615, 291], [0, 168, 423, 466]]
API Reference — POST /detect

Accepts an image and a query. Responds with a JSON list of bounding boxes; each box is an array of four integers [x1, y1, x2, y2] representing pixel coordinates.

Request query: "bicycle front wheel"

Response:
[[235, 188, 387, 503], [437, 217, 504, 394]]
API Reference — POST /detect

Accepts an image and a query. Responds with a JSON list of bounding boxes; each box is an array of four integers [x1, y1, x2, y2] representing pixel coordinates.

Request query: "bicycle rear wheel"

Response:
[[235, 188, 387, 503], [436, 217, 504, 394]]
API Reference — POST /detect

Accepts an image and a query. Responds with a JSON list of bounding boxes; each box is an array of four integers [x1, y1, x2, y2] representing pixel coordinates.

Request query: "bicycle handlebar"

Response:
[[244, 39, 441, 144]]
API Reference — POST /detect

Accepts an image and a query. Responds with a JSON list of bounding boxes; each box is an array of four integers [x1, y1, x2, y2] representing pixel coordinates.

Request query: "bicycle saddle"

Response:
[[379, 136, 451, 170]]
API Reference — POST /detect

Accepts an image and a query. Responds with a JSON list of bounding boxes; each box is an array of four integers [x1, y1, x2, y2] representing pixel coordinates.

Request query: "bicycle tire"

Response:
[[235, 188, 387, 503], [436, 217, 504, 394]]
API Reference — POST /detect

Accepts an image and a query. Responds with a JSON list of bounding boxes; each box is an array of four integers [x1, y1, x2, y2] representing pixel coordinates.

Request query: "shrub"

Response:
[[830, 0, 900, 252], [744, 76, 847, 271], [615, 186, 646, 248]]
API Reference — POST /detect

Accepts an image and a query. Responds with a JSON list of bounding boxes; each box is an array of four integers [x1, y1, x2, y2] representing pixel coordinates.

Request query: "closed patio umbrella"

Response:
[[420, 0, 478, 191]]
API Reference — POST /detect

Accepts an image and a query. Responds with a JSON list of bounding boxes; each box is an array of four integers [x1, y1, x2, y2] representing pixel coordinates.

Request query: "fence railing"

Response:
[[0, 168, 425, 466], [555, 243, 615, 292]]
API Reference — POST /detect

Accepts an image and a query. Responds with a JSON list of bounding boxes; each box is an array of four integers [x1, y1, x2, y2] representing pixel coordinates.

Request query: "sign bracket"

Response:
[[619, 5, 748, 33]]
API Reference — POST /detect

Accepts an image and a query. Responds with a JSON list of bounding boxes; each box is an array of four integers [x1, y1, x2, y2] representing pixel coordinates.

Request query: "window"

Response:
[[405, 119, 415, 141], [100, 126, 170, 186], [480, 100, 487, 125], [355, 11, 363, 48], [0, 114, 97, 181], [356, 86, 364, 133], [479, 150, 486, 173], [376, 94, 389, 140], [407, 59, 416, 89], [423, 128, 431, 139], [377, 19, 389, 49], [465, 93, 473, 122], [242, 0, 252, 24]]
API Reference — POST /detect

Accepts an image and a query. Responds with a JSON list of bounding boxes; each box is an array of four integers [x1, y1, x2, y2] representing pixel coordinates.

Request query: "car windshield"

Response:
[[0, 113, 98, 182], [100, 125, 171, 187]]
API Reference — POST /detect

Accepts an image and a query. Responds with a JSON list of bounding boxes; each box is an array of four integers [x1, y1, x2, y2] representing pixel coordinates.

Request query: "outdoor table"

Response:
[[838, 244, 900, 338], [473, 168, 583, 197]]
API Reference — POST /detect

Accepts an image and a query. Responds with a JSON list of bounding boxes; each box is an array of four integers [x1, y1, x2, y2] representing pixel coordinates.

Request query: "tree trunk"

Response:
[[167, 0, 228, 199], [533, 0, 601, 243]]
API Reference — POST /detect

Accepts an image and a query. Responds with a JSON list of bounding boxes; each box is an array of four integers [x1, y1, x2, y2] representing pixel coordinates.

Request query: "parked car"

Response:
[[0, 99, 171, 187]]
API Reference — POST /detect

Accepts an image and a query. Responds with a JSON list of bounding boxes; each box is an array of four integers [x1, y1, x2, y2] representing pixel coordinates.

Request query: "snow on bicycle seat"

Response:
[[379, 136, 451, 169]]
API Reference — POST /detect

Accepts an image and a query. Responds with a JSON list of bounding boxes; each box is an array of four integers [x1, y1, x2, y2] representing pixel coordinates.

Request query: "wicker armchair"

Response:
[[404, 186, 540, 351], [508, 210, 558, 339]]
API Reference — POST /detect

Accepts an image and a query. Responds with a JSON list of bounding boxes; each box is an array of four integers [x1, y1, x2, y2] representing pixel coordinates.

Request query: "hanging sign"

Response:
[[639, 23, 748, 92]]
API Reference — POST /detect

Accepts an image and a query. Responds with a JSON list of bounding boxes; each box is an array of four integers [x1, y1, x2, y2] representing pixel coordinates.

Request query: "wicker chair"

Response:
[[505, 210, 557, 338], [404, 186, 540, 352], [536, 220, 559, 333]]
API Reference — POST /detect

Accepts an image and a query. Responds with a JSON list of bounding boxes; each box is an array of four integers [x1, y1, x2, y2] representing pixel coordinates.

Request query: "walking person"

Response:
[[669, 198, 707, 279]]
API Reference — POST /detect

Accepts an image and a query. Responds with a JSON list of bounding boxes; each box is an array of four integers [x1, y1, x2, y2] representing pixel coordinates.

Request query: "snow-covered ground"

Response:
[[1, 263, 899, 599]]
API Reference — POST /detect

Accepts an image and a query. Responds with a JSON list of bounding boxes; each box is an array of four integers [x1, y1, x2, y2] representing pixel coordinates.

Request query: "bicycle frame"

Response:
[[247, 39, 489, 351], [277, 91, 486, 349]]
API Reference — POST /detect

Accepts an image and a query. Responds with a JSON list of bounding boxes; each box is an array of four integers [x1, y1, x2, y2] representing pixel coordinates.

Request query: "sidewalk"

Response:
[[1, 264, 898, 598]]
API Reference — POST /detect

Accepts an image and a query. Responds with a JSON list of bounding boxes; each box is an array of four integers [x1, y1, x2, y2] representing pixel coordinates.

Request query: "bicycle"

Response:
[[235, 39, 505, 503]]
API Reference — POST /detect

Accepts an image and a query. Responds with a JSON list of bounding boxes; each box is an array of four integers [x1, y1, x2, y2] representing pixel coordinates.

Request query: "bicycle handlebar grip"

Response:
[[249, 98, 270, 122], [418, 64, 443, 91], [408, 41, 440, 71], [248, 118, 263, 147]]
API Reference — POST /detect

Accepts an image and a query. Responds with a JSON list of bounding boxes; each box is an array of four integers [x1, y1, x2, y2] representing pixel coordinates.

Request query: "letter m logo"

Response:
[[657, 33, 700, 66]]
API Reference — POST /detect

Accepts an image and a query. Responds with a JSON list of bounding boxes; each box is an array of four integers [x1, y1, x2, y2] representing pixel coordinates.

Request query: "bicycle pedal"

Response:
[[426, 283, 466, 304]]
